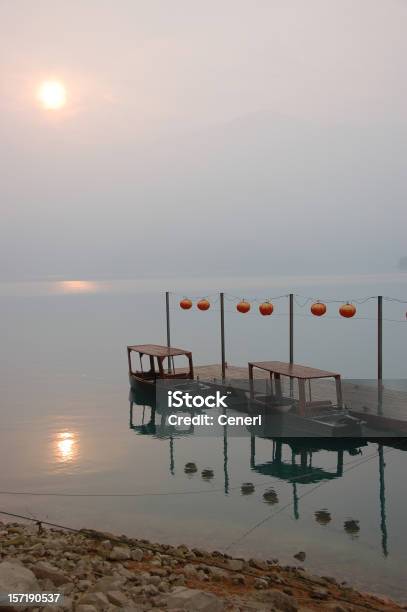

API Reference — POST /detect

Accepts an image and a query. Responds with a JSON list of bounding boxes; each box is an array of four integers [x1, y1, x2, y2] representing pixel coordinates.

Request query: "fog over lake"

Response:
[[1, 0, 406, 282]]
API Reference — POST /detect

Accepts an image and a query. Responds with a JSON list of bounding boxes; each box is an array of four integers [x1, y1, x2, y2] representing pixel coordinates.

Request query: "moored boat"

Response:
[[127, 343, 194, 389]]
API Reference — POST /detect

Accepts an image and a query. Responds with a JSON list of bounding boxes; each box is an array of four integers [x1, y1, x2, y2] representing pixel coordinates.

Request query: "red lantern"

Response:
[[197, 298, 210, 311], [259, 301, 274, 316], [311, 301, 327, 317], [237, 300, 251, 314], [339, 302, 356, 318], [180, 298, 192, 310]]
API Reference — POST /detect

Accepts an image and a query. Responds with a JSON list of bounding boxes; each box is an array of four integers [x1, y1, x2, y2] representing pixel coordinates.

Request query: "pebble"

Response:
[[311, 588, 329, 600], [91, 576, 124, 593], [248, 557, 268, 571], [158, 580, 170, 592], [197, 569, 209, 581], [143, 584, 159, 596], [106, 590, 130, 607], [109, 546, 131, 561], [79, 591, 110, 608], [77, 580, 92, 591], [146, 575, 161, 586], [31, 543, 45, 555], [182, 563, 197, 577], [254, 577, 268, 589], [227, 558, 244, 571], [130, 548, 144, 562]]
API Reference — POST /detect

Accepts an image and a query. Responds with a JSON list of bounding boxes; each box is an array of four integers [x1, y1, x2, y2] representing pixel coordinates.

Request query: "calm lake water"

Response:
[[1, 275, 407, 600]]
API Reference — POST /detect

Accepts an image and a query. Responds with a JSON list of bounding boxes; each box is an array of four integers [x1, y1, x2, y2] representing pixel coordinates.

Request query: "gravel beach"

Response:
[[0, 520, 405, 611]]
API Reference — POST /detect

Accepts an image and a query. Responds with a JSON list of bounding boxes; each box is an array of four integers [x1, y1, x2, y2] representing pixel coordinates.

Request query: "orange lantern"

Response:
[[237, 300, 251, 314], [311, 301, 327, 317], [339, 302, 356, 318], [180, 298, 192, 310], [259, 301, 274, 316], [197, 298, 210, 311]]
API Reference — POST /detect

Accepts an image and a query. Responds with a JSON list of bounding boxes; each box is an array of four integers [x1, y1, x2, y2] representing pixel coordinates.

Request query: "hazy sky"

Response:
[[1, 0, 406, 280]]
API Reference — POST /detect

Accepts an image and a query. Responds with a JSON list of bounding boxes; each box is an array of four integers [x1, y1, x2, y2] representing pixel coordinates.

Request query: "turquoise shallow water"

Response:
[[1, 277, 407, 600]]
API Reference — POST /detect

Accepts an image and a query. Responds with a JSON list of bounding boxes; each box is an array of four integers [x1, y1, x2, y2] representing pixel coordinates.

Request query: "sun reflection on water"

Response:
[[57, 280, 99, 294], [54, 431, 79, 464]]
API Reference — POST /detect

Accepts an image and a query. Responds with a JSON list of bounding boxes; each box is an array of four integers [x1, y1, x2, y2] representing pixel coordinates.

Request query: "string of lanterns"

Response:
[[179, 295, 407, 320], [180, 297, 359, 317]]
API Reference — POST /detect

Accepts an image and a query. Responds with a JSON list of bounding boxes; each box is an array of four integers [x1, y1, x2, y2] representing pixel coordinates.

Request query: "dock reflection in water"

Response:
[[129, 383, 403, 560]]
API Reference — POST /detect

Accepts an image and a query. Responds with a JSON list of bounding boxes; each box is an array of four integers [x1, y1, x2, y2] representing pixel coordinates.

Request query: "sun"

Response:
[[37, 80, 67, 110]]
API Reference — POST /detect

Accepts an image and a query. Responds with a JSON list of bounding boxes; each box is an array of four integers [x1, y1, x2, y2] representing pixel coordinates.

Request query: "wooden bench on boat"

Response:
[[248, 361, 343, 416], [127, 344, 194, 388]]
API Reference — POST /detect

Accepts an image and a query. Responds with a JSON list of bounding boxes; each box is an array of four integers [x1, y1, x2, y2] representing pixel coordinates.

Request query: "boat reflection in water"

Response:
[[129, 383, 196, 476], [129, 383, 407, 558]]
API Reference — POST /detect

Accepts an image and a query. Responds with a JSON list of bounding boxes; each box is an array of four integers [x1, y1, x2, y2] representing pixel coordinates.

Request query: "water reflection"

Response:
[[128, 383, 407, 558], [314, 509, 332, 525], [53, 431, 79, 464], [263, 488, 279, 505], [241, 482, 255, 495], [57, 280, 100, 294], [201, 468, 214, 480], [184, 462, 198, 475], [344, 519, 360, 539]]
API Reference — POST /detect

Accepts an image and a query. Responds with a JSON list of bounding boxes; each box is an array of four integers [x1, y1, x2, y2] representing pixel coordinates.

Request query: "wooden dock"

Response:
[[193, 364, 407, 434]]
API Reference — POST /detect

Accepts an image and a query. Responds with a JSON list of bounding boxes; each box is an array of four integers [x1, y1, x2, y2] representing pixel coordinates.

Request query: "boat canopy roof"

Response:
[[248, 361, 340, 380], [127, 344, 192, 358]]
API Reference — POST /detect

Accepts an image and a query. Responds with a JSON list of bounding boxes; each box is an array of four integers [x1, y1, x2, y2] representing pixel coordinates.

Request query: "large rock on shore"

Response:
[[0, 560, 40, 593], [90, 576, 125, 593], [78, 591, 110, 609], [256, 588, 298, 611], [166, 586, 224, 611], [108, 546, 131, 561], [31, 560, 71, 586]]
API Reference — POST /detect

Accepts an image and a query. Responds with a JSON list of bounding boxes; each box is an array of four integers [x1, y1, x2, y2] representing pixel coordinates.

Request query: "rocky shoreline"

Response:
[[0, 520, 405, 611]]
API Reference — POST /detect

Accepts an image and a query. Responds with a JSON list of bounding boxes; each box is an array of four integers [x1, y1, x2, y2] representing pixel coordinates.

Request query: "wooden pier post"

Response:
[[378, 295, 383, 381], [165, 291, 171, 373], [378, 295, 383, 413], [378, 443, 388, 556], [289, 293, 294, 396], [250, 435, 256, 468], [223, 424, 229, 494], [289, 293, 294, 364], [220, 292, 226, 381]]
